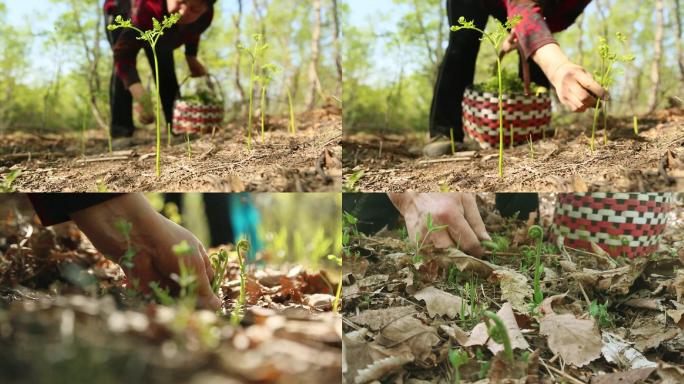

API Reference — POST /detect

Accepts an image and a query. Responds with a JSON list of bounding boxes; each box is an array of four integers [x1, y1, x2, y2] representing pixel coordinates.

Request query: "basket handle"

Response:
[[517, 42, 532, 96]]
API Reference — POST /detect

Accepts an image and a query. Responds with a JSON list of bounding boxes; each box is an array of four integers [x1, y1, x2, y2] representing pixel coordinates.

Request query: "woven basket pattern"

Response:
[[172, 100, 224, 134], [462, 87, 552, 148], [550, 193, 675, 258]]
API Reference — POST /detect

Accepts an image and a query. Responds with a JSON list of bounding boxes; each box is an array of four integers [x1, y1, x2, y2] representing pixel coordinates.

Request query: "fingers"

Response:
[[190, 254, 221, 311], [576, 70, 605, 100], [436, 206, 483, 257], [199, 245, 214, 284], [461, 194, 490, 242]]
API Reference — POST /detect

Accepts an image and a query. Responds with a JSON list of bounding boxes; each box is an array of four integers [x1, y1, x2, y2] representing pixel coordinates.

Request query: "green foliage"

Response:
[[0, 170, 22, 192], [170, 240, 198, 301], [483, 311, 513, 363], [472, 69, 540, 94], [115, 219, 135, 270], [231, 239, 249, 325], [590, 32, 634, 152], [589, 300, 614, 328], [211, 249, 229, 295], [527, 225, 544, 309], [344, 170, 365, 192], [449, 349, 469, 384], [255, 63, 281, 141], [108, 13, 181, 177], [239, 34, 269, 150], [451, 15, 521, 177], [413, 213, 448, 263]]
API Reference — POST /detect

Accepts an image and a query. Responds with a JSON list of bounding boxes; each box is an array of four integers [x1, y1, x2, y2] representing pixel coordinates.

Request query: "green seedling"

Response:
[[0, 169, 22, 192], [328, 254, 343, 312], [255, 63, 281, 142], [167, 123, 171, 148], [344, 170, 365, 192], [450, 128, 456, 155], [483, 310, 514, 364], [452, 15, 522, 177], [115, 219, 135, 270], [590, 32, 634, 152], [185, 131, 192, 158], [633, 115, 639, 135], [211, 248, 229, 295], [149, 281, 175, 306], [108, 13, 181, 177], [449, 349, 469, 384], [171, 240, 198, 301], [239, 34, 269, 150], [528, 225, 544, 308], [96, 179, 108, 192], [231, 239, 250, 325], [287, 86, 297, 134], [528, 135, 534, 160], [589, 299, 613, 328], [475, 348, 491, 379], [413, 213, 448, 263]]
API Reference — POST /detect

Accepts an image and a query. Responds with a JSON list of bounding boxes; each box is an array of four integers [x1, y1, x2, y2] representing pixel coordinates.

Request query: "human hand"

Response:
[[187, 56, 208, 77], [70, 194, 220, 310], [532, 43, 606, 112], [499, 32, 518, 60], [388, 193, 491, 257]]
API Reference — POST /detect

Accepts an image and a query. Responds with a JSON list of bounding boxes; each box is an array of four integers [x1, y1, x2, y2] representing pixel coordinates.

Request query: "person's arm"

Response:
[[184, 7, 213, 77], [506, 0, 603, 112], [388, 193, 490, 257]]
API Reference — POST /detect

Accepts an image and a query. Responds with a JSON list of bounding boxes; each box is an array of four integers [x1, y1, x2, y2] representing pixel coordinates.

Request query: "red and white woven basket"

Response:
[[550, 193, 675, 259], [462, 87, 552, 148], [172, 100, 224, 135]]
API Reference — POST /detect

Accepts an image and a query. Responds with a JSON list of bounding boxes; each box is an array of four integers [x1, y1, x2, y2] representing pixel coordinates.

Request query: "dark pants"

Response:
[[429, 0, 550, 139], [164, 194, 233, 247], [104, 14, 179, 138], [343, 193, 539, 235]]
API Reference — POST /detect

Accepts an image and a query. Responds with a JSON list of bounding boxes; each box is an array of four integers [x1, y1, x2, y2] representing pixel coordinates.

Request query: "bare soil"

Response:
[[0, 108, 342, 192], [343, 108, 684, 192]]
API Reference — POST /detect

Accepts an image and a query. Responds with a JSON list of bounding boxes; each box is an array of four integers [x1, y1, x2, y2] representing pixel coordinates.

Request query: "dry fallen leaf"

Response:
[[491, 269, 533, 314], [413, 286, 467, 319], [590, 367, 656, 384], [349, 306, 416, 332], [464, 302, 529, 355], [657, 361, 684, 384], [374, 315, 440, 368], [539, 296, 602, 367], [601, 332, 656, 370], [354, 352, 413, 384]]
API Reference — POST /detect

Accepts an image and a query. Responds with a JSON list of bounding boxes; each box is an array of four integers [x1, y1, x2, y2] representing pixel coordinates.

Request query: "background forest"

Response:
[[0, 0, 344, 134], [344, 0, 684, 134]]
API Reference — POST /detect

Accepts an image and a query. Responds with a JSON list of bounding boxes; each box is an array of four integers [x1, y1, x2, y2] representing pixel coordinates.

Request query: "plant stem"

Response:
[[332, 271, 342, 312], [247, 59, 255, 150], [450, 128, 456, 155], [167, 123, 171, 148], [152, 47, 161, 177], [483, 311, 513, 363], [287, 87, 296, 134], [496, 55, 504, 177], [260, 85, 266, 142]]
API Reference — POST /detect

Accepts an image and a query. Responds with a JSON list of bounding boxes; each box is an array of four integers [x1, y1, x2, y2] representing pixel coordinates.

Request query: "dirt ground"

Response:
[[0, 108, 341, 192], [342, 193, 684, 384], [0, 195, 341, 384], [343, 108, 684, 192]]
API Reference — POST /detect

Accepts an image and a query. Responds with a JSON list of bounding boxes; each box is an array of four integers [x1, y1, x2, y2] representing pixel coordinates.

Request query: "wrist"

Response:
[[531, 43, 571, 86]]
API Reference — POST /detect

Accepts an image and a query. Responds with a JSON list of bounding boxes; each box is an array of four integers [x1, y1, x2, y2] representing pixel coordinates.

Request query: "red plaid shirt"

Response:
[[105, 0, 213, 88], [486, 0, 592, 59]]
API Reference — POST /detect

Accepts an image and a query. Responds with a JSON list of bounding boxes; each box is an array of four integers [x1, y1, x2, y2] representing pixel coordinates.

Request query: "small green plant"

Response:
[[149, 281, 175, 306], [450, 128, 456, 155], [95, 179, 108, 192], [589, 299, 613, 328], [528, 225, 544, 308], [239, 34, 269, 150], [475, 348, 491, 379], [0, 169, 22, 192], [287, 86, 297, 134], [211, 248, 229, 295], [328, 254, 343, 312], [171, 240, 199, 301], [185, 131, 192, 158], [115, 219, 135, 270], [451, 15, 521, 177], [483, 311, 513, 364], [167, 123, 171, 148], [633, 115, 639, 135], [590, 32, 634, 152], [231, 239, 250, 325], [449, 349, 470, 384], [255, 63, 281, 142], [413, 213, 448, 263], [343, 170, 365, 192], [108, 13, 181, 177]]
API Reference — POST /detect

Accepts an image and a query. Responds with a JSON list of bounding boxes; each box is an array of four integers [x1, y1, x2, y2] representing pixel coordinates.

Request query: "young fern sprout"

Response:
[[239, 34, 269, 150], [328, 254, 343, 312], [527, 225, 544, 307], [231, 239, 250, 325], [107, 13, 181, 177], [448, 349, 469, 384], [255, 63, 281, 142], [211, 248, 229, 295], [451, 15, 522, 177], [483, 311, 514, 364], [185, 131, 192, 158], [590, 32, 634, 152]]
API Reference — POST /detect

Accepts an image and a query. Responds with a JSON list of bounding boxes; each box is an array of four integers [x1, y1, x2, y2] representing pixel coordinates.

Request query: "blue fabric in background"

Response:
[[229, 193, 262, 262]]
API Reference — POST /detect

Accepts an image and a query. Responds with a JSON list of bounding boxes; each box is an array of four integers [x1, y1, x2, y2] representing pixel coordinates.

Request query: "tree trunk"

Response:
[[306, 0, 323, 110], [331, 0, 343, 97], [233, 0, 245, 105], [647, 0, 664, 113]]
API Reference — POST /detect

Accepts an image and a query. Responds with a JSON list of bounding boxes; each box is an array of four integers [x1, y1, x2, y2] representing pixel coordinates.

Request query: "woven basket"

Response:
[[462, 88, 552, 148], [550, 193, 675, 259], [172, 75, 224, 135]]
